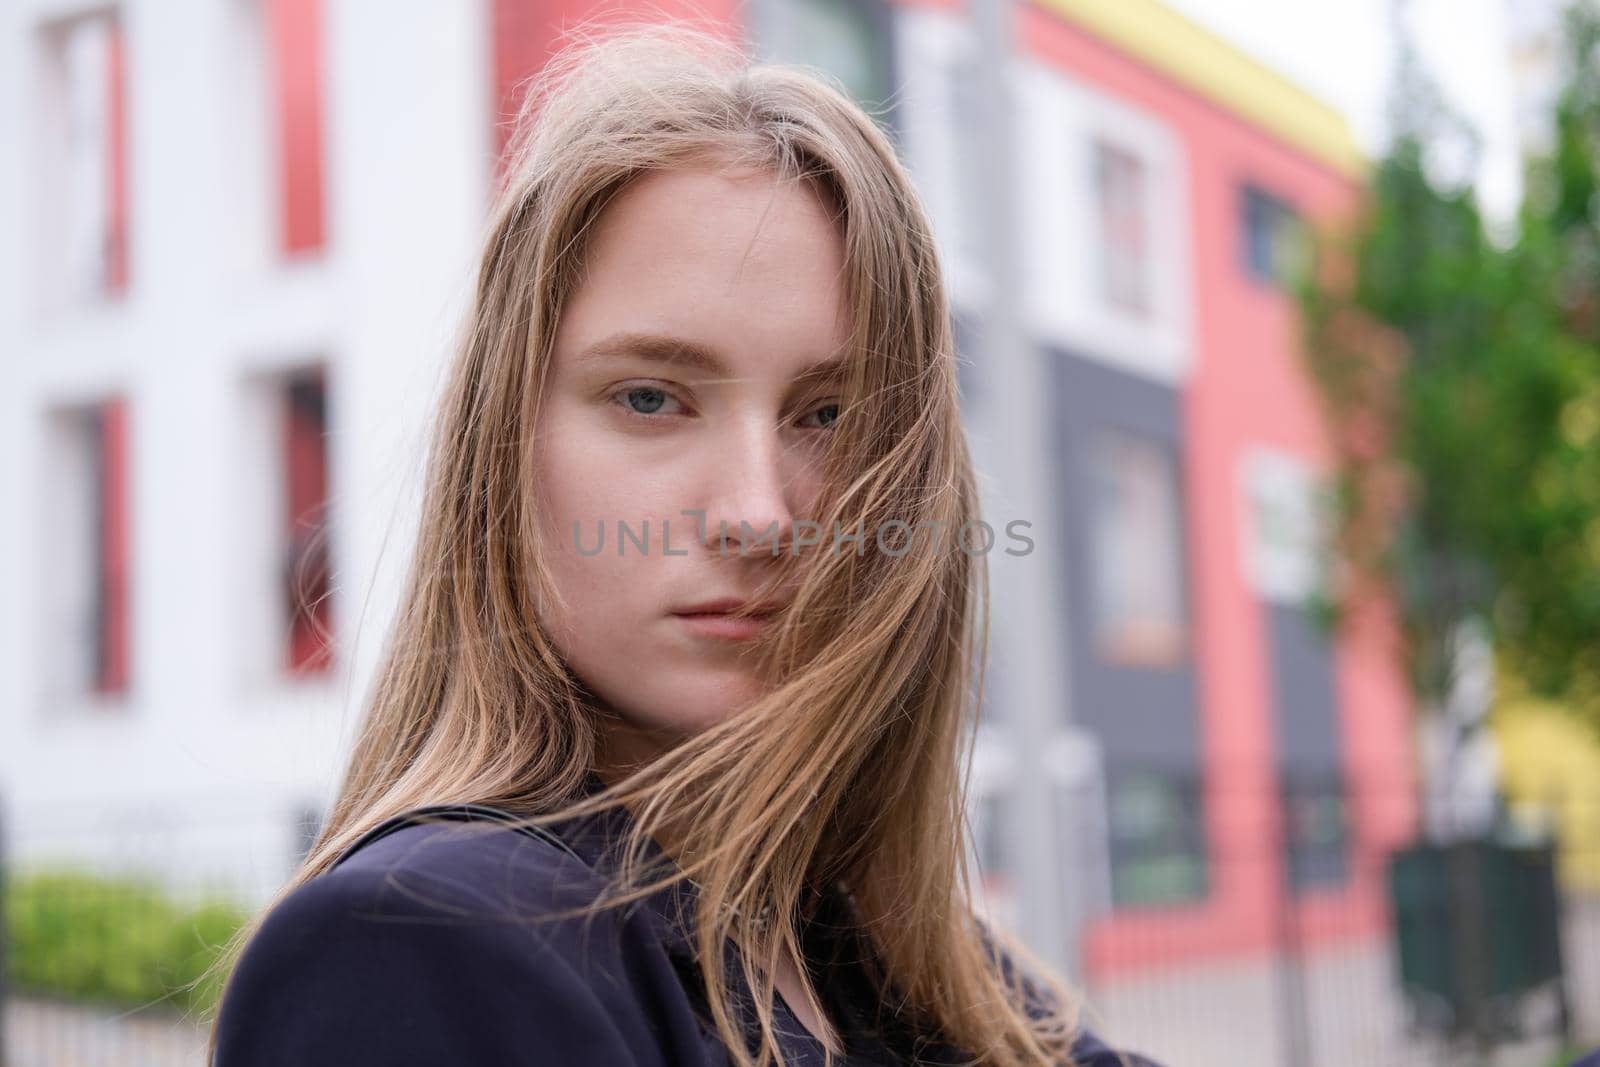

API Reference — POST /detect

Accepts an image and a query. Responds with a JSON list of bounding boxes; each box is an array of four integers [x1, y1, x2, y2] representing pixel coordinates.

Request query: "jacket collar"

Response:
[[546, 769, 972, 1064], [547, 768, 705, 959], [554, 770, 852, 959]]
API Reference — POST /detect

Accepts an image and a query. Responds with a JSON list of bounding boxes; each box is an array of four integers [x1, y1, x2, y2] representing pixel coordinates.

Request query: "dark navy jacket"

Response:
[[214, 773, 1164, 1066]]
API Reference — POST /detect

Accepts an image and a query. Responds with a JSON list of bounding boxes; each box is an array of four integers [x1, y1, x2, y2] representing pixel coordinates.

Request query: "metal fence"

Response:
[[1072, 781, 1600, 1067], [0, 793, 307, 1067], [2, 785, 1598, 1067]]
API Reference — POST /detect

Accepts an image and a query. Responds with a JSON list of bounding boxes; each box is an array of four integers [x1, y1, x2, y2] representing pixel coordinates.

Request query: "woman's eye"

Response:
[[612, 386, 685, 418], [800, 401, 841, 430]]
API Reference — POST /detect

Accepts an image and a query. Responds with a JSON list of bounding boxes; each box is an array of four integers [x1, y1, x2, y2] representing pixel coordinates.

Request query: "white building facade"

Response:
[[1, 0, 492, 904]]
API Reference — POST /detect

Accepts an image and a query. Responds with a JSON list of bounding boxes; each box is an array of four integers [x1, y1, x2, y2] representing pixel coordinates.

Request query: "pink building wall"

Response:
[[1016, 4, 1417, 973]]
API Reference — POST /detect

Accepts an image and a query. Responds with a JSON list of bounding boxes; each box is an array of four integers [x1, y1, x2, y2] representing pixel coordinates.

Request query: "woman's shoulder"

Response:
[[325, 811, 612, 911], [213, 820, 705, 1066], [1067, 1025, 1169, 1067], [969, 916, 1168, 1067]]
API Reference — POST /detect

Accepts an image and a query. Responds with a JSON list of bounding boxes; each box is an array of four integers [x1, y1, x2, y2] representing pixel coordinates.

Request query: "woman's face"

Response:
[[533, 163, 851, 768]]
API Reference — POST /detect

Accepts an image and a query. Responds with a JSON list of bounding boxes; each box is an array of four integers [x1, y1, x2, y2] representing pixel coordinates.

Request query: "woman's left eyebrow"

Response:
[[577, 330, 848, 383]]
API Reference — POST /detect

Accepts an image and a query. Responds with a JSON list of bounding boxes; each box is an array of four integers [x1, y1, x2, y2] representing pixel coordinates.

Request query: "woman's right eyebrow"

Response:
[[576, 332, 729, 375]]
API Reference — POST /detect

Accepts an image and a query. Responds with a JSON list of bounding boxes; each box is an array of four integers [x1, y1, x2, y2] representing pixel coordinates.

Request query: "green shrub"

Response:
[[5, 867, 251, 1016]]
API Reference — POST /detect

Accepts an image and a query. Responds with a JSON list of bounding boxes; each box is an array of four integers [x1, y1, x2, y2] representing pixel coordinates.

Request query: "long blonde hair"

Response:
[[203, 19, 1086, 1067]]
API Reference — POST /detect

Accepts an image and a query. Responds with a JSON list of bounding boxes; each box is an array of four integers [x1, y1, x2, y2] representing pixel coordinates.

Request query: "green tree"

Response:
[[1296, 0, 1600, 731]]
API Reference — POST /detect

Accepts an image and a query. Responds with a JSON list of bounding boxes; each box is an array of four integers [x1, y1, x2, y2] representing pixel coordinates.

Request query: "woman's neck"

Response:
[[591, 723, 697, 862], [591, 734, 845, 1056]]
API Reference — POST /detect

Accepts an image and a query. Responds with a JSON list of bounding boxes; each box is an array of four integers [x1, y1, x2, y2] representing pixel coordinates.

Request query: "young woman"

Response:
[[206, 21, 1165, 1067]]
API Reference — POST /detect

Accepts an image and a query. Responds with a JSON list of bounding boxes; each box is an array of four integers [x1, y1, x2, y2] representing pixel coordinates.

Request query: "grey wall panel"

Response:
[[1045, 347, 1201, 775], [1264, 601, 1342, 776]]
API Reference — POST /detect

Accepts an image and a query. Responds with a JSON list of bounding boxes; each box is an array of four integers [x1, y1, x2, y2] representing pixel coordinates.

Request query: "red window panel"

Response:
[[488, 2, 742, 189], [282, 368, 333, 674], [490, 0, 557, 188], [56, 14, 128, 299], [266, 0, 325, 256], [105, 18, 128, 294], [95, 397, 131, 694]]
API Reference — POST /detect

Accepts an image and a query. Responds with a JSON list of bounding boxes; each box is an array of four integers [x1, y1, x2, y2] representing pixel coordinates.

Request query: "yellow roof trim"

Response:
[[1031, 0, 1370, 179]]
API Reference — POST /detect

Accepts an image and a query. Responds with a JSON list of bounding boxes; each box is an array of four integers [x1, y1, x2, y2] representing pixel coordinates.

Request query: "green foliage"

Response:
[[5, 866, 251, 1017], [1297, 1, 1600, 728], [1540, 1047, 1595, 1067]]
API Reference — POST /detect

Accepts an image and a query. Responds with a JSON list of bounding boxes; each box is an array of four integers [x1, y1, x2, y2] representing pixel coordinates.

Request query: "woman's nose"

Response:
[[700, 419, 800, 557]]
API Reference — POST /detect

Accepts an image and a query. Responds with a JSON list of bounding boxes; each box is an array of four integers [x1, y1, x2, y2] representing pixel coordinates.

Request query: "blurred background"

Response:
[[2, 0, 1598, 1064]]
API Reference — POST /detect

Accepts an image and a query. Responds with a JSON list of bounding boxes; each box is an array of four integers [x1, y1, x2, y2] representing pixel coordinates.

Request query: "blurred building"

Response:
[[930, 0, 1417, 983], [0, 0, 1417, 1000]]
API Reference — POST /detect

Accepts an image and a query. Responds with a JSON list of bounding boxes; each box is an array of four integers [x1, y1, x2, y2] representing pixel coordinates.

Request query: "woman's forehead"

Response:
[[555, 165, 852, 379], [584, 165, 845, 290]]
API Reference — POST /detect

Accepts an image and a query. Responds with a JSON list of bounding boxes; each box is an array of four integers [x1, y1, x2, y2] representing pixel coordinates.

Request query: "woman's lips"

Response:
[[672, 611, 774, 640]]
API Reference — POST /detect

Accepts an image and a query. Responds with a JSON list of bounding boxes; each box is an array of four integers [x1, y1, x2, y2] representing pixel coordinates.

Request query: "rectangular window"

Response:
[[1240, 448, 1330, 604], [1086, 429, 1186, 668], [1280, 772, 1350, 892], [39, 11, 129, 304], [780, 0, 893, 112], [1241, 183, 1307, 288], [264, 0, 325, 257], [1106, 769, 1208, 908], [44, 397, 132, 701], [1263, 597, 1350, 892], [1092, 138, 1150, 317], [280, 366, 333, 674]]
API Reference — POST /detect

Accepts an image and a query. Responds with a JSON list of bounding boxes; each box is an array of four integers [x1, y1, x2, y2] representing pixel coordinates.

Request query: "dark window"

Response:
[[1241, 183, 1307, 288], [1085, 428, 1187, 668], [49, 397, 132, 698], [281, 367, 333, 674], [783, 0, 894, 114], [91, 397, 131, 694], [1105, 768, 1209, 908], [1265, 601, 1350, 892], [42, 11, 129, 300], [1280, 771, 1350, 892]]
